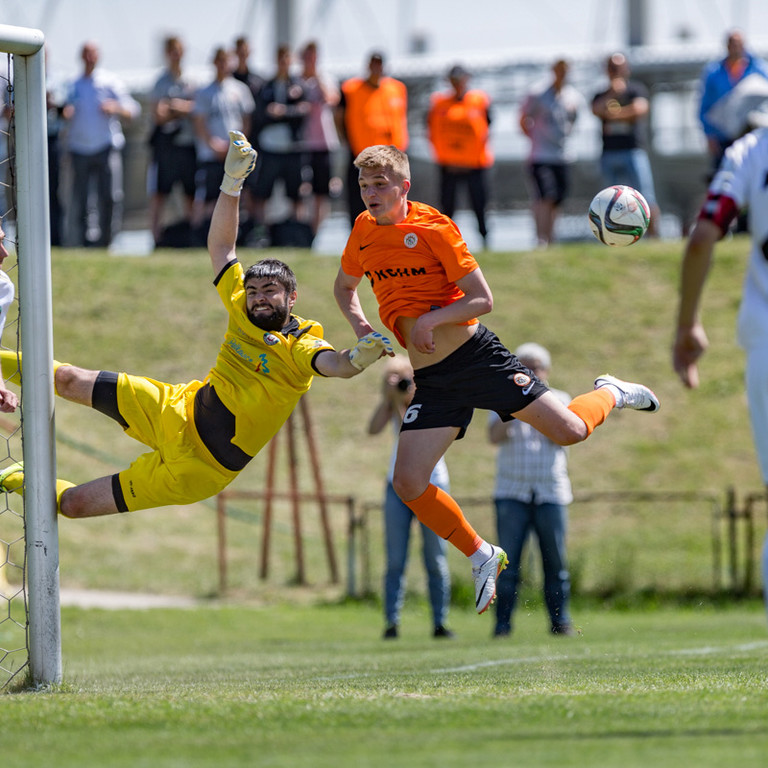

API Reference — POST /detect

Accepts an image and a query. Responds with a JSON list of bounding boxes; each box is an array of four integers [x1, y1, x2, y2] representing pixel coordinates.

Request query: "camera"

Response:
[[396, 378, 413, 392]]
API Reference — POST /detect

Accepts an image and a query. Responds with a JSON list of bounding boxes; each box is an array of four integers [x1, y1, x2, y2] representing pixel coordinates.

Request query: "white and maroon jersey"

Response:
[[702, 128, 768, 347]]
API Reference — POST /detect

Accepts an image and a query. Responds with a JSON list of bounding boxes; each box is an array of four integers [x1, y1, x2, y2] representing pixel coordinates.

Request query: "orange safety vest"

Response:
[[341, 76, 409, 154], [427, 90, 492, 168]]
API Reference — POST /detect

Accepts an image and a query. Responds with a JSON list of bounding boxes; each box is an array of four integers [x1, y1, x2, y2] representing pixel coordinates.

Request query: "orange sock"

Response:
[[567, 388, 615, 437], [404, 483, 482, 556]]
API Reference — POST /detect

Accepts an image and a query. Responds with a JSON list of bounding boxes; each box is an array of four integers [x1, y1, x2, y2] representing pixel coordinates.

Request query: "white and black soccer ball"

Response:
[[587, 185, 651, 246]]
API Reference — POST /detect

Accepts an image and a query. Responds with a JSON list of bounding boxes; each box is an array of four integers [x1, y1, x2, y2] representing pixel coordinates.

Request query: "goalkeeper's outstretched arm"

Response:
[[208, 130, 258, 276], [314, 332, 394, 379]]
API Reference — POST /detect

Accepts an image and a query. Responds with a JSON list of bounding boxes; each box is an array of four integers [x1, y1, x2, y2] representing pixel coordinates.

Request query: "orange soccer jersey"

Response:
[[427, 89, 493, 169], [341, 201, 479, 347], [341, 76, 409, 154]]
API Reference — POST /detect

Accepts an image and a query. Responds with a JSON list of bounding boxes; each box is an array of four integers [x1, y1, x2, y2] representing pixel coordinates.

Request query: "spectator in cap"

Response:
[[427, 63, 493, 247], [335, 51, 409, 228]]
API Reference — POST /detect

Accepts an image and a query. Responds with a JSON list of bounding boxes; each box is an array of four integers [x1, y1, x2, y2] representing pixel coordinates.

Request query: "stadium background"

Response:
[[5, 0, 768, 249]]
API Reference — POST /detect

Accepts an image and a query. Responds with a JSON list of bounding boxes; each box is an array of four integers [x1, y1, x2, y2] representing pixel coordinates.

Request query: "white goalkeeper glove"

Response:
[[348, 332, 394, 372], [220, 130, 257, 196]]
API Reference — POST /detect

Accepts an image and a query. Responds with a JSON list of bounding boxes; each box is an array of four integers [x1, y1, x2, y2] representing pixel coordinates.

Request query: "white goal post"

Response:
[[0, 24, 61, 687]]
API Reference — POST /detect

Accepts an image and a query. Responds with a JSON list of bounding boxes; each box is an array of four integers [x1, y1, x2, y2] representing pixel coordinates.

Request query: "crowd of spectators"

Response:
[[36, 28, 768, 251]]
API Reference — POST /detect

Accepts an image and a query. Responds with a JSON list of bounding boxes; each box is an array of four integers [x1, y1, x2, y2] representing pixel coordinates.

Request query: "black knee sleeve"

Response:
[[92, 371, 129, 429]]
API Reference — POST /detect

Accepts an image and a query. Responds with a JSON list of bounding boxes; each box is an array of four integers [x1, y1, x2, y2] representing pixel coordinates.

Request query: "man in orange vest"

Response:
[[335, 51, 409, 228], [427, 64, 493, 247]]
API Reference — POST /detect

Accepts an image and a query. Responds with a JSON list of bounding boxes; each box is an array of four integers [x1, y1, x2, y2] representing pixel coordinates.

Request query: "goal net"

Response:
[[0, 25, 60, 690]]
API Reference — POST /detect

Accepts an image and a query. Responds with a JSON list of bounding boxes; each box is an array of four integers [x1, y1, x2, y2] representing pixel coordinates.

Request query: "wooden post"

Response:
[[216, 494, 227, 595], [299, 397, 339, 583], [260, 434, 279, 580], [286, 412, 305, 584]]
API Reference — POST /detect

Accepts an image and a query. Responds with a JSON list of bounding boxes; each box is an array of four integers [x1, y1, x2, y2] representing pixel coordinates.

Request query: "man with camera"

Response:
[[367, 355, 454, 640]]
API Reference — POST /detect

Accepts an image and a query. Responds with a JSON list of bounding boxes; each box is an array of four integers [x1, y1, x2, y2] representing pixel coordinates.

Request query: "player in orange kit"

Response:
[[334, 144, 659, 616]]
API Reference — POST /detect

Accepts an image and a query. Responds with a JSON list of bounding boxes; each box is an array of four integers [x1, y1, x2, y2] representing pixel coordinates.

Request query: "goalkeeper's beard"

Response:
[[248, 300, 292, 332]]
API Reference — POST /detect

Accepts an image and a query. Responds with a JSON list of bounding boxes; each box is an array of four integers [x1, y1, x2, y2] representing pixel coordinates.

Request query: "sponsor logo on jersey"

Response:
[[364, 265, 427, 286], [256, 353, 270, 374], [404, 233, 418, 248], [226, 338, 254, 365]]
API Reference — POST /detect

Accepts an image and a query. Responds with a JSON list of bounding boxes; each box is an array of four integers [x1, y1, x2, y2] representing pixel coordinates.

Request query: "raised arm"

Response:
[[207, 131, 257, 276]]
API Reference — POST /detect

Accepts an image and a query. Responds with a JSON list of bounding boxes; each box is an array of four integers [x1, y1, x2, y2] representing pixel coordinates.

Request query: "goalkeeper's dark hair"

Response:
[[243, 259, 297, 294]]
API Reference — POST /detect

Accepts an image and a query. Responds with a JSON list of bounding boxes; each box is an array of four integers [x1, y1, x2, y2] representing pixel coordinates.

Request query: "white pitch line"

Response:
[[434, 640, 768, 674], [310, 639, 768, 682]]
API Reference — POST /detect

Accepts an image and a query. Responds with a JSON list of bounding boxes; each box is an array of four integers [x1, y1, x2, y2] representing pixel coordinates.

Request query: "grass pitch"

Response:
[[3, 601, 767, 767], [2, 237, 768, 766], [19, 237, 764, 600]]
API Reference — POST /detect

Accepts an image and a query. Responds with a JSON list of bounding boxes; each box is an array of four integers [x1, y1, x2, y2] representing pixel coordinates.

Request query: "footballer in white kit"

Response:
[[674, 126, 768, 620]]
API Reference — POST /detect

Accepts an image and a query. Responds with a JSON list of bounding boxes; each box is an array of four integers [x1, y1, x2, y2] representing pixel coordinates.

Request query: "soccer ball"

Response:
[[587, 185, 651, 246]]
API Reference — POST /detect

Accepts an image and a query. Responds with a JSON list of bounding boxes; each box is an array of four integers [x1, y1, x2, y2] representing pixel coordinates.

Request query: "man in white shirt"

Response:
[[488, 343, 576, 637]]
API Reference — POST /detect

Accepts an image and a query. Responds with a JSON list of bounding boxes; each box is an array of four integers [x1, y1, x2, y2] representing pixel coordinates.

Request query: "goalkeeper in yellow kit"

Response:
[[0, 131, 393, 517]]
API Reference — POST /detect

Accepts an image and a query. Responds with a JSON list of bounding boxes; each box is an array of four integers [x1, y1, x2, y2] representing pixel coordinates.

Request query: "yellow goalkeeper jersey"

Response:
[[206, 260, 334, 459]]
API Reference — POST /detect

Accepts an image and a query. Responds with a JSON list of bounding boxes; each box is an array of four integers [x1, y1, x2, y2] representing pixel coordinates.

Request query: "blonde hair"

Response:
[[354, 145, 410, 183]]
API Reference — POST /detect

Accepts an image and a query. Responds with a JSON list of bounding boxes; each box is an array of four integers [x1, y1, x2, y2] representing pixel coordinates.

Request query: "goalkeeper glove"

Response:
[[220, 130, 257, 196], [348, 332, 394, 372]]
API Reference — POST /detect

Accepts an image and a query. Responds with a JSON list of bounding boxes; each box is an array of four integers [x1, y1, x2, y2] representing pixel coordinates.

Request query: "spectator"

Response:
[[699, 29, 768, 176], [247, 44, 310, 239], [62, 41, 140, 248], [299, 40, 340, 238], [427, 64, 493, 248], [147, 35, 198, 248], [519, 59, 582, 248], [591, 52, 660, 237], [192, 46, 255, 228], [232, 35, 266, 156], [368, 355, 453, 640], [335, 52, 408, 228], [232, 36, 266, 119], [672, 117, 768, 626], [488, 343, 576, 638], [45, 46, 67, 246]]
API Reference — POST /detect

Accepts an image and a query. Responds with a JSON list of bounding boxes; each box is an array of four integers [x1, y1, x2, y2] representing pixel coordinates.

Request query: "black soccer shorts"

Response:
[[400, 325, 549, 439]]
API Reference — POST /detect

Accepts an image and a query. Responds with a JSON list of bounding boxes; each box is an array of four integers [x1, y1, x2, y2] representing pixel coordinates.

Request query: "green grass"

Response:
[[2, 238, 768, 765], [0, 236, 765, 601], [0, 237, 765, 600], [3, 601, 768, 767]]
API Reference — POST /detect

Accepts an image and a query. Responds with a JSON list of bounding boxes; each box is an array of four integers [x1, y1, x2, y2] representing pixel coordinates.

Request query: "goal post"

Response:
[[0, 24, 61, 687]]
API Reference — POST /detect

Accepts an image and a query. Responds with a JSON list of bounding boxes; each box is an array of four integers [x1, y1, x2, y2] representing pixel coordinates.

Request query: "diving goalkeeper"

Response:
[[0, 131, 393, 517]]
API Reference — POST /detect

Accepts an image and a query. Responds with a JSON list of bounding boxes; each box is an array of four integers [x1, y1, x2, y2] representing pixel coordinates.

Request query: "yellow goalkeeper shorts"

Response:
[[114, 373, 239, 513]]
